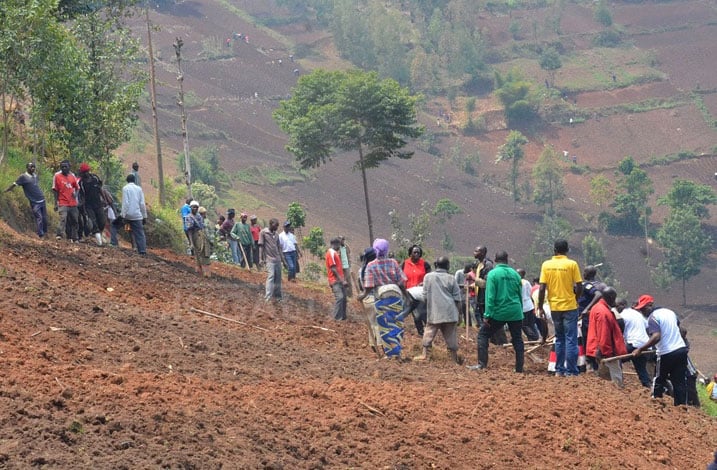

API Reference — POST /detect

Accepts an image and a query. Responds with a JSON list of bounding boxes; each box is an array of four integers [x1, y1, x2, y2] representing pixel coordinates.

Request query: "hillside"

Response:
[[0, 225, 715, 468], [118, 0, 717, 374]]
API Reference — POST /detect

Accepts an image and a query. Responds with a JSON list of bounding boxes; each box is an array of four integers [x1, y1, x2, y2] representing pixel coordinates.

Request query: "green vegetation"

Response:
[[698, 385, 717, 417], [286, 202, 306, 228], [692, 91, 717, 128], [496, 130, 528, 204], [235, 165, 307, 187], [601, 157, 653, 235], [302, 227, 326, 258], [274, 69, 423, 242], [532, 145, 565, 216], [494, 69, 538, 126], [594, 2, 613, 28]]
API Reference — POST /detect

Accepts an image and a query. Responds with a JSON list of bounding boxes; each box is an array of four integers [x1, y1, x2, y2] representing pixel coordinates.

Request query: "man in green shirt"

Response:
[[230, 212, 254, 268], [471, 251, 524, 372]]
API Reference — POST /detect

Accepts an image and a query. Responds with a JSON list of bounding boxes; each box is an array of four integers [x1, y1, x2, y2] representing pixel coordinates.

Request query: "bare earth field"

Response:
[[0, 225, 715, 469]]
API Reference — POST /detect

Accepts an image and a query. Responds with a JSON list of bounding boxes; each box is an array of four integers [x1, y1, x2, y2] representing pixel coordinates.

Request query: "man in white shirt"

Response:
[[632, 294, 688, 405], [120, 174, 147, 255], [617, 298, 652, 387], [278, 221, 301, 282]]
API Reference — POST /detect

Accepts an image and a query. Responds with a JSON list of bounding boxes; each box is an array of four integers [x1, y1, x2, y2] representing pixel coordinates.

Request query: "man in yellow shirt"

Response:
[[538, 239, 583, 377]]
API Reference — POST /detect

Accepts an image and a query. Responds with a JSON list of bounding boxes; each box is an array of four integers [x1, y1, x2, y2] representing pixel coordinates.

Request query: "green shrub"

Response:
[[592, 30, 621, 47]]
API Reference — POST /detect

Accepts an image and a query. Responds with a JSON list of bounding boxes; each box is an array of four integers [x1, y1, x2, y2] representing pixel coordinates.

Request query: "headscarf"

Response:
[[361, 247, 376, 265], [372, 238, 389, 257]]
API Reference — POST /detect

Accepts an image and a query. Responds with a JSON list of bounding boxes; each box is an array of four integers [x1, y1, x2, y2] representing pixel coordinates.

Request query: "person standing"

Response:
[[578, 265, 606, 372], [414, 256, 463, 364], [52, 160, 80, 242], [231, 213, 254, 268], [120, 174, 147, 255], [78, 163, 106, 245], [339, 236, 353, 297], [619, 300, 652, 387], [279, 221, 300, 282], [632, 294, 689, 405], [223, 209, 239, 264], [586, 287, 627, 387], [356, 247, 381, 356], [357, 239, 408, 359], [326, 238, 348, 320], [472, 251, 524, 372], [259, 218, 286, 302], [249, 215, 262, 270], [4, 162, 47, 238], [185, 201, 211, 276], [538, 239, 583, 377], [180, 198, 192, 252], [401, 245, 431, 336], [517, 268, 539, 341], [131, 162, 141, 187]]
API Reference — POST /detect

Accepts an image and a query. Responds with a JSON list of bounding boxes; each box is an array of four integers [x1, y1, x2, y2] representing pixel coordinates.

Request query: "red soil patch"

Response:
[[0, 225, 715, 468]]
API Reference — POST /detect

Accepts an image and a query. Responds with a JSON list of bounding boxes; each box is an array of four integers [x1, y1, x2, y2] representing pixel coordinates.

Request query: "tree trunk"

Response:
[[146, 7, 165, 206], [357, 144, 374, 245]]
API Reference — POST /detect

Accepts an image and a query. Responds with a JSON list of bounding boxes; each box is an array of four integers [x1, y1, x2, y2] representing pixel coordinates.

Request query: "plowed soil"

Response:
[[0, 225, 715, 469]]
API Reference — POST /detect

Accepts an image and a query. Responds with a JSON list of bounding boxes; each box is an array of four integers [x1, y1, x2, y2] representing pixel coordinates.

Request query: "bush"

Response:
[[592, 30, 621, 47], [144, 204, 187, 253]]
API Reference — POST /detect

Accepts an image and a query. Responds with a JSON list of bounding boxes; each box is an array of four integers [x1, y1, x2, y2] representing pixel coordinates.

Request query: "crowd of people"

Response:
[[344, 236, 709, 408], [6, 160, 147, 254], [8, 164, 713, 412]]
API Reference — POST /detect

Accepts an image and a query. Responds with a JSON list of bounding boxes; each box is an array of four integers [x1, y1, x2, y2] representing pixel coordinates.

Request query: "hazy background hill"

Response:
[[119, 0, 716, 371]]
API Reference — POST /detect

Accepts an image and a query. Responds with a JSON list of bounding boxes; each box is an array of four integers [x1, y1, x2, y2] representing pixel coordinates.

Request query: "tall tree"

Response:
[[610, 156, 654, 235], [494, 69, 537, 126], [496, 130, 528, 206], [657, 179, 716, 220], [539, 46, 562, 87], [532, 145, 565, 215], [656, 210, 712, 305], [274, 69, 423, 243]]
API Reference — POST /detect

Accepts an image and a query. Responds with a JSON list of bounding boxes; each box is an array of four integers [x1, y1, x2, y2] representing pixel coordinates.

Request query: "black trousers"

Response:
[[653, 347, 688, 405], [478, 319, 524, 372]]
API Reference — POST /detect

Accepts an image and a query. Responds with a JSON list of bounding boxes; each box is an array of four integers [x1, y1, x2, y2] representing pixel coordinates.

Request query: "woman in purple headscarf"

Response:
[[357, 239, 408, 359]]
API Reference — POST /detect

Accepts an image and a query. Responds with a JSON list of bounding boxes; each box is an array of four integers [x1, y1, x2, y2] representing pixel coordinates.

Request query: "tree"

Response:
[[286, 202, 306, 229], [656, 210, 712, 305], [274, 69, 423, 243], [609, 156, 654, 235], [581, 232, 615, 283], [433, 198, 463, 223], [302, 226, 326, 258], [496, 130, 528, 206], [525, 214, 573, 275], [494, 69, 537, 126], [539, 47, 562, 87], [532, 145, 565, 215], [594, 2, 613, 27], [589, 174, 614, 208], [657, 179, 716, 220]]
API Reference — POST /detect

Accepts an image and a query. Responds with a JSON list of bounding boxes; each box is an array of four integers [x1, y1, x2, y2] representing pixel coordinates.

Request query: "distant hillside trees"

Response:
[[653, 179, 715, 305], [494, 69, 538, 127], [496, 130, 528, 205], [273, 69, 423, 243], [532, 145, 565, 215], [600, 156, 653, 235], [594, 2, 613, 27], [656, 211, 712, 306], [539, 47, 562, 88]]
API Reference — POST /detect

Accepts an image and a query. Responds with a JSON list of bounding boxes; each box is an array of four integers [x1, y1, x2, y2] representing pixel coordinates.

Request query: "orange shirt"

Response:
[[325, 248, 344, 285]]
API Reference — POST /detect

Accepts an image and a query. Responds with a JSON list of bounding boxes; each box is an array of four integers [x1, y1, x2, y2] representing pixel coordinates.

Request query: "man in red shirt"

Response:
[[586, 287, 627, 387], [326, 238, 349, 320], [52, 160, 80, 242]]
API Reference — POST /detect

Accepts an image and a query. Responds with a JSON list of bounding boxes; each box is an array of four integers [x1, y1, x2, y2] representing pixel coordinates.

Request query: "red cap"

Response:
[[79, 163, 91, 173], [634, 294, 654, 310]]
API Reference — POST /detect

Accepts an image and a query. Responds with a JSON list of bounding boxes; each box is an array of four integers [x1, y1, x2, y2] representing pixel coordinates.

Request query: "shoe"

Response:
[[467, 364, 486, 371], [555, 372, 565, 377], [56, 235, 62, 240]]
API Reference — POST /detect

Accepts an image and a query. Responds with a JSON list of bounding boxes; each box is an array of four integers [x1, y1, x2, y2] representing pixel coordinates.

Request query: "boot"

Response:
[[94, 232, 103, 246], [413, 347, 430, 361], [448, 350, 464, 365]]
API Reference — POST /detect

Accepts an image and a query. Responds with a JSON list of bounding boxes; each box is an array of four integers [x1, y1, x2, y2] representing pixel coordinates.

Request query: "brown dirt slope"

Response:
[[0, 225, 715, 468]]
